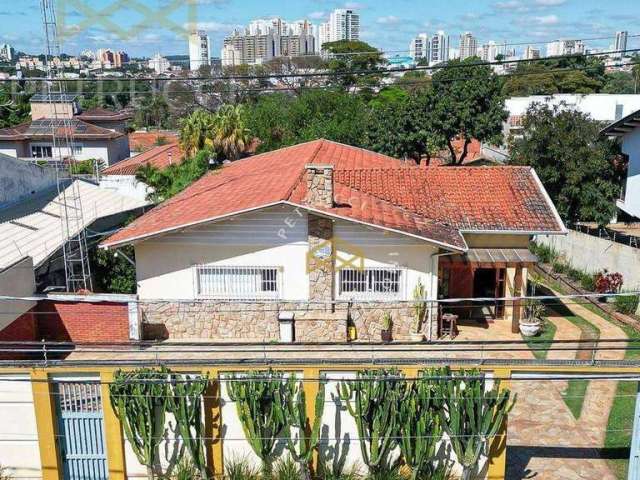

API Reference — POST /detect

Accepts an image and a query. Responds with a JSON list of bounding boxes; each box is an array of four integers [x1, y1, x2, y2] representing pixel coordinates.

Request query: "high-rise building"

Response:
[[0, 43, 14, 62], [459, 32, 478, 60], [523, 45, 541, 60], [189, 30, 211, 71], [409, 33, 430, 61], [480, 41, 499, 62], [430, 31, 449, 65], [328, 9, 360, 42], [547, 39, 585, 57], [316, 23, 331, 51], [615, 31, 628, 57]]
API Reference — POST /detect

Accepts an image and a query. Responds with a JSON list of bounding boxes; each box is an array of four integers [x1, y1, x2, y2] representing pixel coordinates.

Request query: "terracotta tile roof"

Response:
[[128, 131, 179, 151], [102, 139, 564, 249], [102, 144, 185, 175]]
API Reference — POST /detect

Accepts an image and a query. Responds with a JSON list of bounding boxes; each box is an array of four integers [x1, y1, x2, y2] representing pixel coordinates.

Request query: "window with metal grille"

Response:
[[195, 265, 281, 299], [338, 268, 403, 299]]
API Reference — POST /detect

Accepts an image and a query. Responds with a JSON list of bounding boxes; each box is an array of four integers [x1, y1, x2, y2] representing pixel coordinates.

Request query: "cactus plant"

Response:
[[436, 367, 516, 480], [167, 372, 210, 479], [337, 369, 405, 475], [227, 370, 293, 478], [283, 377, 326, 480], [412, 280, 427, 335], [398, 369, 444, 480], [109, 367, 171, 480]]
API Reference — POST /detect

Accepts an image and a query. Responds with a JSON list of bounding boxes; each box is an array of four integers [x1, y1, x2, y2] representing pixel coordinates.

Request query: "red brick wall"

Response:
[[0, 310, 38, 342], [36, 300, 130, 343]]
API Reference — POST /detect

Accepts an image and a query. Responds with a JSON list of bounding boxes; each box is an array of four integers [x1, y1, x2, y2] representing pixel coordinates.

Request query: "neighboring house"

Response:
[[101, 139, 566, 343], [505, 94, 640, 139], [0, 155, 148, 291], [602, 108, 640, 219], [0, 93, 130, 167], [99, 143, 185, 202], [128, 130, 179, 155]]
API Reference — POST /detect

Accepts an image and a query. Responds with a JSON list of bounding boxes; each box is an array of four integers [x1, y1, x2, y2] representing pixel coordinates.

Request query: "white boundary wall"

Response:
[[536, 230, 640, 289]]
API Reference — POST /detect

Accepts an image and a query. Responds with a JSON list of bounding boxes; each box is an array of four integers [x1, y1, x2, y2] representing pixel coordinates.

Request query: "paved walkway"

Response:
[[507, 291, 628, 480]]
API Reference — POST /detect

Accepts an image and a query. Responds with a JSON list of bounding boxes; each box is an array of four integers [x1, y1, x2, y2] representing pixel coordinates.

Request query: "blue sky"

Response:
[[2, 0, 639, 57]]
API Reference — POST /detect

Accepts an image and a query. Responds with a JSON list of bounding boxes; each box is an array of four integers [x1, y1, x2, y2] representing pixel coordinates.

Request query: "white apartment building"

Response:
[[148, 53, 170, 74], [479, 41, 499, 62], [546, 39, 585, 57], [222, 31, 276, 66], [523, 45, 541, 60], [614, 31, 628, 58], [0, 44, 14, 62], [459, 32, 478, 60], [328, 9, 360, 42], [189, 30, 211, 71], [430, 31, 449, 65], [409, 33, 430, 61]]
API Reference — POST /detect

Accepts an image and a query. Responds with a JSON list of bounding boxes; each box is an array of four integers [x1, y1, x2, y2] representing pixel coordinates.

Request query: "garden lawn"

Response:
[[521, 319, 557, 360]]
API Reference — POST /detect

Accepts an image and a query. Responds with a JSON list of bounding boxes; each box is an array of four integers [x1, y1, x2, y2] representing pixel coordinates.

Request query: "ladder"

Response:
[[40, 0, 93, 292]]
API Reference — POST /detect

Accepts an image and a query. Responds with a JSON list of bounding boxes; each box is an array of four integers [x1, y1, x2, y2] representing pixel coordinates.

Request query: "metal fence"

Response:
[[573, 224, 640, 249]]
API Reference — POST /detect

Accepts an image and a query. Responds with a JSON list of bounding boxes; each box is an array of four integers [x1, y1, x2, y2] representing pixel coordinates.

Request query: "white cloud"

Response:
[[344, 2, 366, 9], [535, 0, 567, 5], [377, 15, 400, 25], [493, 0, 524, 10], [534, 14, 560, 25], [308, 11, 325, 20], [182, 21, 239, 33]]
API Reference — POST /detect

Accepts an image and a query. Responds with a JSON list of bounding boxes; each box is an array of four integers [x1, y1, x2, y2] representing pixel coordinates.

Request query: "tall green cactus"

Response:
[[398, 369, 445, 480], [436, 367, 516, 480], [109, 367, 170, 480], [167, 372, 210, 479], [227, 369, 293, 478], [283, 377, 326, 480], [337, 369, 405, 475]]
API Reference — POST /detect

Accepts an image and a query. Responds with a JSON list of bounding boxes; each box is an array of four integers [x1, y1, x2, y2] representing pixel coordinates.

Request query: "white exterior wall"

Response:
[[99, 175, 149, 203], [0, 375, 41, 479], [620, 127, 640, 218], [134, 206, 438, 302]]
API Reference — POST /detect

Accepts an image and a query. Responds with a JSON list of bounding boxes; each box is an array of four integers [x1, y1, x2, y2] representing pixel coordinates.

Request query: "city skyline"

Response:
[[0, 0, 638, 58]]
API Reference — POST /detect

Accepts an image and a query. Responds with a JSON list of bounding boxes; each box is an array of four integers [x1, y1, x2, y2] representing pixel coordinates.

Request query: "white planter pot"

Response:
[[519, 321, 541, 337]]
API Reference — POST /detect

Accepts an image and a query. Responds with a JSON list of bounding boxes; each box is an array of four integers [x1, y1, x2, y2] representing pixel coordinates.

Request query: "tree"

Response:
[[0, 86, 31, 128], [322, 40, 386, 91], [365, 91, 445, 164], [510, 103, 624, 226], [135, 93, 170, 129], [91, 245, 137, 293], [429, 58, 507, 164], [179, 109, 216, 157], [245, 89, 369, 153], [208, 104, 251, 161], [602, 71, 637, 94]]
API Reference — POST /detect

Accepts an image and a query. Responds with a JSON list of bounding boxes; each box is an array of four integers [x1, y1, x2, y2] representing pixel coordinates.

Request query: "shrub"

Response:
[[595, 271, 624, 294], [552, 260, 568, 274], [614, 294, 639, 315], [224, 456, 260, 480], [529, 242, 558, 264], [273, 457, 302, 480]]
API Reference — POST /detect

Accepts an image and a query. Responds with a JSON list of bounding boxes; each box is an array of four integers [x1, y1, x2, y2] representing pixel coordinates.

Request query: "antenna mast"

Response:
[[40, 0, 93, 292]]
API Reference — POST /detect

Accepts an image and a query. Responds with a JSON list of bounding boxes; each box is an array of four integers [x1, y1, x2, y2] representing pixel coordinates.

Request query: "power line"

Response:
[[4, 47, 639, 84]]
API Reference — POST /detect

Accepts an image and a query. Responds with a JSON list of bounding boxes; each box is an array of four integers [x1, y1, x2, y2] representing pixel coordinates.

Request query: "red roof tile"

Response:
[[102, 144, 185, 175], [128, 131, 179, 151], [101, 139, 564, 249]]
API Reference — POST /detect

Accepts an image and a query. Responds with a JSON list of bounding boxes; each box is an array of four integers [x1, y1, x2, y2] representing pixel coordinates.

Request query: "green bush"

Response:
[[552, 260, 568, 274], [529, 242, 558, 264], [614, 294, 640, 315], [224, 456, 259, 480], [273, 457, 302, 480]]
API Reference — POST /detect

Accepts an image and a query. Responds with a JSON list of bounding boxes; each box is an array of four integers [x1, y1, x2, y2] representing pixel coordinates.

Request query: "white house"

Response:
[[101, 140, 566, 343], [602, 108, 640, 219], [0, 93, 131, 167]]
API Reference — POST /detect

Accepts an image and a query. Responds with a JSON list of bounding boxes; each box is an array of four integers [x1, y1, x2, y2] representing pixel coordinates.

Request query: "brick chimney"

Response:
[[305, 164, 334, 208]]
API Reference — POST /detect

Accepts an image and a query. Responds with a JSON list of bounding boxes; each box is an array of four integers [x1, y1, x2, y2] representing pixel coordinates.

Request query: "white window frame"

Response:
[[336, 267, 405, 300], [30, 143, 53, 159], [194, 265, 283, 300]]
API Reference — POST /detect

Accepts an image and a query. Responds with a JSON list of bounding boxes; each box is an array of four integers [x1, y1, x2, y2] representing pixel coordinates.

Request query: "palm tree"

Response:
[[208, 105, 251, 161], [179, 109, 216, 157], [135, 94, 170, 130]]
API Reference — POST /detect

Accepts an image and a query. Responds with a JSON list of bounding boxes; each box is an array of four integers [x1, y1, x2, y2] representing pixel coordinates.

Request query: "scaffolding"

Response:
[[40, 0, 92, 292]]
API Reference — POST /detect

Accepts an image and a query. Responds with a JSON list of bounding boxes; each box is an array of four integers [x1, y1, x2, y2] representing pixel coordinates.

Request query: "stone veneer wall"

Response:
[[140, 301, 437, 342], [307, 215, 334, 303], [305, 165, 333, 208]]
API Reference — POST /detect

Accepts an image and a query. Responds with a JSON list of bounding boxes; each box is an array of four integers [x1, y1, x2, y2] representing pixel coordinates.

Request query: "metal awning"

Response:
[[446, 248, 538, 266]]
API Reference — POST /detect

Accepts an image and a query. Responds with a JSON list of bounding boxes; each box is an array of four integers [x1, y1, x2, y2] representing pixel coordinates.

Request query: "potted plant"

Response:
[[519, 299, 545, 337], [411, 280, 427, 342], [381, 312, 393, 343], [595, 270, 624, 303]]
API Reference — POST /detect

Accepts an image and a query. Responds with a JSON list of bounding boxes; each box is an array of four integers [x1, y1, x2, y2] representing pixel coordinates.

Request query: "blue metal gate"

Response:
[[55, 381, 108, 480]]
